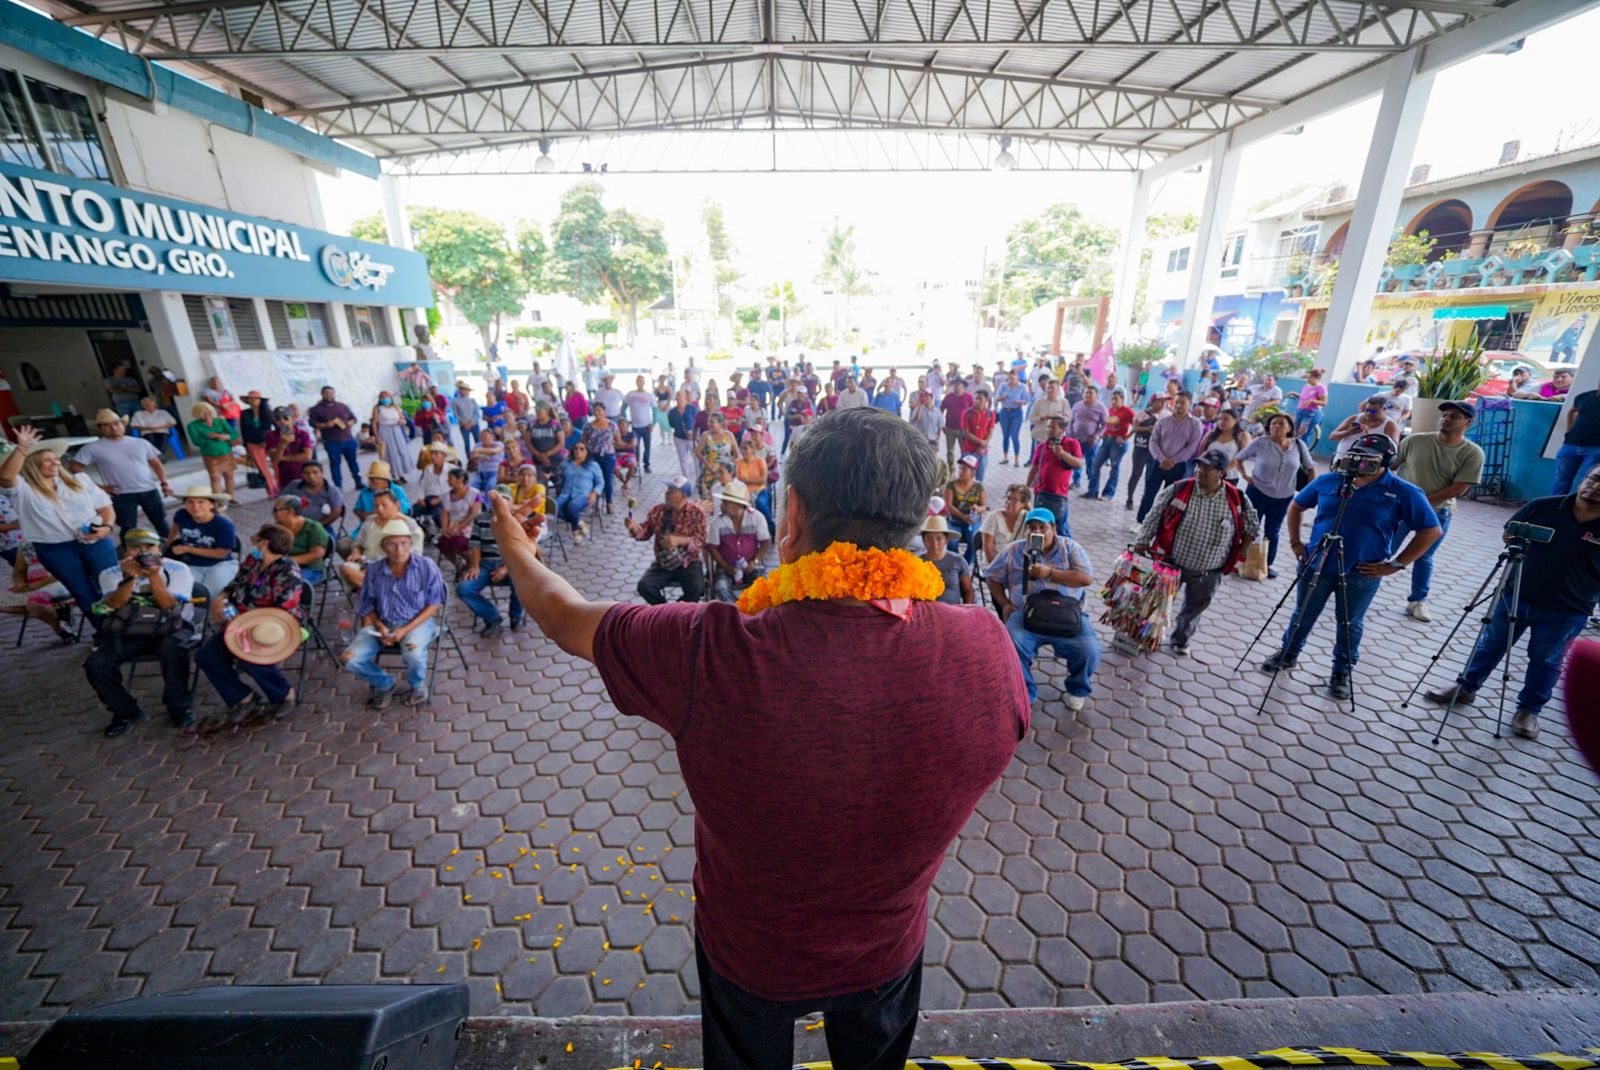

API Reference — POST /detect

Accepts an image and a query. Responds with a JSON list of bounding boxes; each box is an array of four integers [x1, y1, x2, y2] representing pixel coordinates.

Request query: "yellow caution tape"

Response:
[[614, 1050, 1600, 1070]]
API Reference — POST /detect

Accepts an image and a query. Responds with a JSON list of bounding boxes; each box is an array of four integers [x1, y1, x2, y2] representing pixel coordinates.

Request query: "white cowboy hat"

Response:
[[713, 481, 751, 506], [180, 484, 231, 503]]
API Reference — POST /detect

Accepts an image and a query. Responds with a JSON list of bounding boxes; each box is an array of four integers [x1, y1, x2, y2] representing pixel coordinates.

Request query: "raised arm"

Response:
[[0, 425, 40, 487], [491, 492, 613, 661]]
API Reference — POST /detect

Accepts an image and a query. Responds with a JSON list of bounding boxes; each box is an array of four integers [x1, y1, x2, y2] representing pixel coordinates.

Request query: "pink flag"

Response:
[[1087, 338, 1114, 385]]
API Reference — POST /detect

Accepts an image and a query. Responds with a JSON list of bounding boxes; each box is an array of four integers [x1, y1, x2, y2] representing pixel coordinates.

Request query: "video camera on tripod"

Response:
[[1329, 449, 1388, 478]]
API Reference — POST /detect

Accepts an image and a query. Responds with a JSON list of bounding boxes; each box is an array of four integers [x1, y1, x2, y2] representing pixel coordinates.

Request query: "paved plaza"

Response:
[[2, 456, 1599, 1022]]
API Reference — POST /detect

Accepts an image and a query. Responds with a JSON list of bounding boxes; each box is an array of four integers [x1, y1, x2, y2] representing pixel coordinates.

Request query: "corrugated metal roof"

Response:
[[33, 0, 1517, 170]]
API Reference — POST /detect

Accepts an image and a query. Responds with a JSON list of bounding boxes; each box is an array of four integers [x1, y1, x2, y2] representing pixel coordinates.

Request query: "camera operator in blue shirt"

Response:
[[1425, 466, 1600, 739], [1260, 433, 1441, 700]]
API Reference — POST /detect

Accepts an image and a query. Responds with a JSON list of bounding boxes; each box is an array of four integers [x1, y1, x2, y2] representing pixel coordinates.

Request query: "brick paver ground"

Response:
[[2, 448, 1599, 1022]]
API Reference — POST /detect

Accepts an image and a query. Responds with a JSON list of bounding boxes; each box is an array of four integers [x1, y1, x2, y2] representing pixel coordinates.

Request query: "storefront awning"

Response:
[[1432, 305, 1509, 320]]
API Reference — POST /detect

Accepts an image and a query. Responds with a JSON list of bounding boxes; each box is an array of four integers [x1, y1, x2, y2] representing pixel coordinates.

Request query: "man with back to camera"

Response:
[[1261, 432, 1442, 700], [1425, 466, 1600, 739], [490, 407, 1028, 1070], [1391, 399, 1483, 622]]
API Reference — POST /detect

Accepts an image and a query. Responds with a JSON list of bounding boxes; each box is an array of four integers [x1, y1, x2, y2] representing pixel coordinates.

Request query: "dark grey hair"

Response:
[[783, 408, 937, 551]]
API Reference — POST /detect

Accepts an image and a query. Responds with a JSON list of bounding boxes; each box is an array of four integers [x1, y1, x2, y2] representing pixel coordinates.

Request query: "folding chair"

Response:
[[12, 593, 80, 647], [296, 578, 339, 695], [370, 589, 469, 683]]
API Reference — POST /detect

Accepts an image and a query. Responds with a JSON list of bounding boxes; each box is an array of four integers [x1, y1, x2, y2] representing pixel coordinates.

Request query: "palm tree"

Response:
[[819, 219, 859, 336]]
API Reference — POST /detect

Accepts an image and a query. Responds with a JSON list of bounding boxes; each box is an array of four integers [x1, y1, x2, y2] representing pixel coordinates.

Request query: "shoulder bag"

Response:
[[1294, 440, 1316, 491], [1021, 552, 1083, 638]]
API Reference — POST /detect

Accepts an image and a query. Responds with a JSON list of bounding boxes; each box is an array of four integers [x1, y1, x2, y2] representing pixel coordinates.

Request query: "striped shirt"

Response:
[[358, 553, 447, 625]]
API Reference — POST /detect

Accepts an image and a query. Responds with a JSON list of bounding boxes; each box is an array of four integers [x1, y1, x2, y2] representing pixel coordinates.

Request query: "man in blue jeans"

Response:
[[344, 519, 446, 708], [1426, 467, 1600, 739], [308, 386, 363, 491], [457, 483, 523, 637], [1390, 400, 1484, 622], [1552, 386, 1600, 494], [1261, 433, 1441, 700], [985, 508, 1101, 711]]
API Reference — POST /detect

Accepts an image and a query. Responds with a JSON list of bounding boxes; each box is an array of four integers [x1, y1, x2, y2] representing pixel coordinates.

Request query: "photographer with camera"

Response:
[[1424, 466, 1600, 739], [985, 508, 1101, 711], [1135, 449, 1260, 657], [86, 528, 196, 737], [1260, 433, 1441, 700], [1391, 399, 1484, 623], [1025, 415, 1083, 536]]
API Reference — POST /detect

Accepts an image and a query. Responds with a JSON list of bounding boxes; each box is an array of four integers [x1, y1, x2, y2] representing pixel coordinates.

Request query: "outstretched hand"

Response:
[[14, 425, 41, 450]]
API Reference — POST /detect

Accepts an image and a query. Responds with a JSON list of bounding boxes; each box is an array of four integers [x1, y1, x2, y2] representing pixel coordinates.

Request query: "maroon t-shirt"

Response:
[[592, 598, 1029, 1001]]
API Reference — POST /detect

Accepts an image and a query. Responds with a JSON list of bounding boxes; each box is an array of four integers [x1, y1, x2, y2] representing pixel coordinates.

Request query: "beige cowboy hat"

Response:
[[366, 460, 394, 481], [94, 408, 125, 427], [921, 514, 952, 535], [713, 481, 751, 507], [224, 607, 304, 666], [379, 518, 415, 540], [179, 484, 231, 503]]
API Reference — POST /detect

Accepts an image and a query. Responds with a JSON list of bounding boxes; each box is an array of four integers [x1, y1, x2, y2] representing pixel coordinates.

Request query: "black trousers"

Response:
[[638, 564, 706, 604], [695, 937, 922, 1070], [85, 630, 193, 723], [112, 489, 169, 538], [1124, 445, 1152, 504], [1136, 461, 1189, 522]]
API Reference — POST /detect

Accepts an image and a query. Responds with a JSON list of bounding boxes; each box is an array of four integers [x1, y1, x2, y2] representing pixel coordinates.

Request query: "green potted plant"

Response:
[[1410, 333, 1486, 432]]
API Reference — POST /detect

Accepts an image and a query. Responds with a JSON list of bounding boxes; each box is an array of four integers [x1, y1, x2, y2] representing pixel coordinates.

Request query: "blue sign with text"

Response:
[[0, 161, 432, 308]]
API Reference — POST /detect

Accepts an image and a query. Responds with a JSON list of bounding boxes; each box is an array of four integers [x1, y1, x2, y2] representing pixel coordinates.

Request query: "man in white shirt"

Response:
[[596, 374, 626, 424], [837, 377, 870, 409], [129, 397, 178, 457], [72, 409, 173, 538], [414, 445, 453, 531], [624, 375, 657, 473], [87, 527, 195, 737]]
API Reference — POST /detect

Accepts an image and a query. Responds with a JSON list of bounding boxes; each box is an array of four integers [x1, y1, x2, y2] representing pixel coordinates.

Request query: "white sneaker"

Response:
[[1407, 600, 1432, 622], [1171, 642, 1190, 657], [1064, 693, 1087, 711]]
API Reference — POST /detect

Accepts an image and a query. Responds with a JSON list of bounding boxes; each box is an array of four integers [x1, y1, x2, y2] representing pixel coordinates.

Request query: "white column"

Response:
[[1174, 132, 1241, 371], [1109, 170, 1151, 343], [381, 172, 426, 346], [1315, 50, 1436, 380], [141, 290, 205, 397]]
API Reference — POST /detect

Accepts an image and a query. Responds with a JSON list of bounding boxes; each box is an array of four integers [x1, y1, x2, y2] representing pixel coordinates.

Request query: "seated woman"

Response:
[[613, 418, 640, 492], [735, 437, 770, 523], [165, 486, 239, 593], [0, 543, 77, 644], [509, 464, 547, 541], [553, 441, 603, 542], [195, 522, 306, 722], [469, 428, 505, 496], [437, 468, 482, 574]]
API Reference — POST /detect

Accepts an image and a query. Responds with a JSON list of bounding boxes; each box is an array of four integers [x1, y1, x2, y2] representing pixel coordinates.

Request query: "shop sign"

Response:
[[0, 161, 432, 308]]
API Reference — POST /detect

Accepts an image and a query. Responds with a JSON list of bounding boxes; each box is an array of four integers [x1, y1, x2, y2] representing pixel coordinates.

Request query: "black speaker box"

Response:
[[24, 984, 470, 1070]]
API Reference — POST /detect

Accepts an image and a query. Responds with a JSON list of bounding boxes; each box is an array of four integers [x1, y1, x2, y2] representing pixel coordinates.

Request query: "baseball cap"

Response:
[[1023, 507, 1057, 527], [1439, 399, 1476, 418], [665, 475, 693, 495], [124, 528, 161, 547], [1195, 448, 1231, 471], [958, 454, 979, 469]]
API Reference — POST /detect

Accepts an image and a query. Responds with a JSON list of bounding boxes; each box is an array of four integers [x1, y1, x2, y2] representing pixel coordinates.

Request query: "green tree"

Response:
[[817, 219, 866, 335], [405, 206, 526, 353], [585, 318, 619, 344], [1130, 210, 1200, 328], [513, 219, 553, 292], [701, 200, 740, 321], [988, 203, 1120, 329], [348, 213, 388, 243], [549, 180, 672, 341]]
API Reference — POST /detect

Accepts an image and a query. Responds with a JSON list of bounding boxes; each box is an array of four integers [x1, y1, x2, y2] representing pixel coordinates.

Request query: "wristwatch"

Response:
[[1387, 558, 1410, 570]]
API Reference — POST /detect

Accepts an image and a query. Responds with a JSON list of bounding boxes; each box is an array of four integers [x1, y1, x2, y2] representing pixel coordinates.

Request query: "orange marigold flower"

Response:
[[737, 542, 944, 614]]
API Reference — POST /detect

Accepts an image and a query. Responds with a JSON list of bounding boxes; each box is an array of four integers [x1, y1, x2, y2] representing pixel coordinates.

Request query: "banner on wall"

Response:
[[275, 351, 333, 397], [1522, 290, 1600, 365]]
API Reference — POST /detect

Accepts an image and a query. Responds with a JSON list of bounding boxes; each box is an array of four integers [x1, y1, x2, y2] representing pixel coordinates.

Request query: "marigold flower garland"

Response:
[[737, 541, 945, 614]]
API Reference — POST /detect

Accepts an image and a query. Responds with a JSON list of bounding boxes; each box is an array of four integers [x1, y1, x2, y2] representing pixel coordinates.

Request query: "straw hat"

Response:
[[366, 460, 394, 481], [379, 518, 415, 540], [921, 514, 952, 535], [180, 484, 231, 503], [224, 607, 303, 666], [94, 409, 125, 427], [713, 481, 750, 506]]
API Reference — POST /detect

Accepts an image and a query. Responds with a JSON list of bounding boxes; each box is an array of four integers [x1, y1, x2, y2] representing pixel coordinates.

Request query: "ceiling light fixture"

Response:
[[534, 137, 556, 174], [993, 135, 1016, 172]]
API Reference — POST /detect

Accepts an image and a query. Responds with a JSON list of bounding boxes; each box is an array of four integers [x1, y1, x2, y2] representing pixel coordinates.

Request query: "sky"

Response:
[[319, 6, 1600, 296]]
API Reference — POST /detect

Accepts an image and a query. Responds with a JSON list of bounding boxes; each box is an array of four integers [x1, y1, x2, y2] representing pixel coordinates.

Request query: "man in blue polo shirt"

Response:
[[1261, 433, 1441, 700]]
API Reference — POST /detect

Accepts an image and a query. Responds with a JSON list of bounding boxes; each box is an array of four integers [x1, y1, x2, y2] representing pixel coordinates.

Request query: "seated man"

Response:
[[340, 489, 424, 591], [87, 528, 196, 737], [625, 475, 707, 604], [413, 444, 452, 530], [706, 481, 771, 603], [457, 484, 524, 636], [353, 461, 411, 523], [343, 520, 447, 708], [984, 507, 1101, 711], [195, 522, 306, 722], [271, 496, 331, 584], [165, 486, 238, 594], [283, 461, 345, 530]]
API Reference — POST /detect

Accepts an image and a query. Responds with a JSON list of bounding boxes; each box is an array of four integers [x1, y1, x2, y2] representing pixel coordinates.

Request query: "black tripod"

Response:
[[1400, 542, 1528, 744], [1235, 471, 1361, 716]]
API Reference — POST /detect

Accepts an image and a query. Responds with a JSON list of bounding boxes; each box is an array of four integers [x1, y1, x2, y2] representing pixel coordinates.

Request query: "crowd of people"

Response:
[[2, 346, 1596, 748]]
